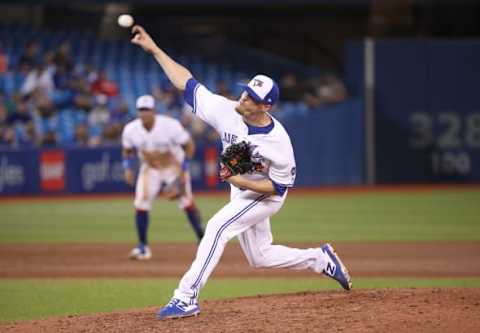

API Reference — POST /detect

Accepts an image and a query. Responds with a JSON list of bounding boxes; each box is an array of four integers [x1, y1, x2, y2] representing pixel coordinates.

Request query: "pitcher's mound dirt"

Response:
[[2, 288, 480, 333], [1, 242, 479, 332]]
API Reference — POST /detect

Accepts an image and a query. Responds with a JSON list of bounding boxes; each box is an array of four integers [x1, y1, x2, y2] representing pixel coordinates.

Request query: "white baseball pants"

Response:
[[134, 164, 193, 211], [173, 189, 329, 304]]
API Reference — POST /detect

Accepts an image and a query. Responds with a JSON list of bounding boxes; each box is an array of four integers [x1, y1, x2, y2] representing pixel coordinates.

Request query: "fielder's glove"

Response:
[[220, 141, 259, 180], [163, 174, 186, 200]]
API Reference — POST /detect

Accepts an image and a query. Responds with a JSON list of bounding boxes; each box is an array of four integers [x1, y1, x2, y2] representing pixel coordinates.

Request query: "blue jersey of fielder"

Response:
[[184, 78, 296, 200]]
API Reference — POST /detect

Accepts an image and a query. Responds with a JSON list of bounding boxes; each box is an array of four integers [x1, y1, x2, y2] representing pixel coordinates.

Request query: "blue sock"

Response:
[[135, 210, 149, 246], [184, 204, 204, 242]]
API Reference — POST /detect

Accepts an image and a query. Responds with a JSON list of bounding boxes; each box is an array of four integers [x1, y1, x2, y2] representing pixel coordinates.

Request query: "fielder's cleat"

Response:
[[321, 243, 352, 291], [157, 298, 200, 320], [129, 244, 152, 260]]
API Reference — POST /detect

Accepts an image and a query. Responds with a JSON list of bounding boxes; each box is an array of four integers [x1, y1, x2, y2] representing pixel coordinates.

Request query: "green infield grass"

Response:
[[1, 189, 479, 322], [1, 277, 480, 322], [0, 189, 479, 243]]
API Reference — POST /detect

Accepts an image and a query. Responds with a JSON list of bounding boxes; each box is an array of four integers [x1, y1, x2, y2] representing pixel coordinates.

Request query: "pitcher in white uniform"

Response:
[[122, 95, 204, 260], [130, 24, 352, 319]]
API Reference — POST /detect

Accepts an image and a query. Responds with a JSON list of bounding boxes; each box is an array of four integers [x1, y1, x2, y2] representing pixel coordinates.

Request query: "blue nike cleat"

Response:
[[321, 243, 352, 291], [157, 298, 200, 320]]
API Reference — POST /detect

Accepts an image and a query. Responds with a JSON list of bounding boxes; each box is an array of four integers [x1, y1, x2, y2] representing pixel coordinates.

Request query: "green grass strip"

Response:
[[2, 277, 480, 322], [1, 190, 480, 243]]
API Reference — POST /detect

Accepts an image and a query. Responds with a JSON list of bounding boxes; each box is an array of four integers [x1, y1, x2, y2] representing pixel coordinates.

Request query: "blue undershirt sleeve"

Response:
[[271, 179, 288, 196], [184, 78, 199, 108]]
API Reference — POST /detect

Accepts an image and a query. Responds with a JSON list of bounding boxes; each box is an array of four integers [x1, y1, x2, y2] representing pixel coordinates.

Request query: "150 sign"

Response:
[[409, 112, 480, 175]]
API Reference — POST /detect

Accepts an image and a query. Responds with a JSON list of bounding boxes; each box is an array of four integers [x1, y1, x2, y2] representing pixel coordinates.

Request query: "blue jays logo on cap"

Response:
[[239, 74, 280, 105], [253, 79, 264, 87]]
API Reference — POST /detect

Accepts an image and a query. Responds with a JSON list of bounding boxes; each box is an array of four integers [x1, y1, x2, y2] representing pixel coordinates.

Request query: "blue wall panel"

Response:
[[283, 99, 364, 186], [425, 41, 480, 182], [344, 40, 365, 99], [374, 40, 429, 182], [373, 40, 480, 183]]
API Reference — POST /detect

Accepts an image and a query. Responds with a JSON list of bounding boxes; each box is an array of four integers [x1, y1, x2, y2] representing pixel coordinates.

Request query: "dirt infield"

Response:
[[1, 242, 480, 332], [1, 242, 480, 278], [2, 289, 480, 333]]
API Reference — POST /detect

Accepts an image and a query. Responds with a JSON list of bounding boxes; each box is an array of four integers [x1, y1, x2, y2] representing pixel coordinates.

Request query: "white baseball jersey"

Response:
[[122, 115, 193, 210], [171, 79, 331, 305], [184, 78, 297, 201], [122, 115, 190, 164]]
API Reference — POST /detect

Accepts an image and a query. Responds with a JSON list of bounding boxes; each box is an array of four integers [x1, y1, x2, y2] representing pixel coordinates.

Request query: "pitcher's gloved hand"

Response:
[[219, 141, 256, 181]]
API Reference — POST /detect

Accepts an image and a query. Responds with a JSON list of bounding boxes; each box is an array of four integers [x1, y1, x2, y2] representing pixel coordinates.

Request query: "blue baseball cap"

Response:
[[239, 74, 280, 105]]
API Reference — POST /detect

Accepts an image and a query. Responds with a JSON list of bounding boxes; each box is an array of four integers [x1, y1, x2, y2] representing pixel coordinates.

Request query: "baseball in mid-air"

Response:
[[117, 14, 134, 28]]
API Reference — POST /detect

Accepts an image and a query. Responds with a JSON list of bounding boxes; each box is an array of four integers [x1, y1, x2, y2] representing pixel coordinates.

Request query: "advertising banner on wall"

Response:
[[40, 150, 65, 192], [0, 149, 40, 194], [64, 145, 226, 193], [65, 147, 130, 193], [0, 144, 226, 195]]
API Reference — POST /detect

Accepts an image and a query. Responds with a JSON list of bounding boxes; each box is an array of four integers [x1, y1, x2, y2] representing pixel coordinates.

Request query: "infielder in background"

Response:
[[131, 25, 352, 318], [122, 94, 204, 260]]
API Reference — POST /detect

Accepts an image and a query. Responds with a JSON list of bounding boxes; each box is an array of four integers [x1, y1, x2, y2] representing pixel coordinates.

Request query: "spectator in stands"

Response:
[[303, 83, 322, 109], [53, 42, 74, 73], [301, 74, 349, 109], [0, 100, 7, 119], [7, 99, 33, 127], [43, 51, 57, 76], [316, 73, 349, 105], [102, 124, 121, 145], [73, 89, 94, 113], [151, 86, 166, 113], [216, 81, 235, 100], [78, 63, 99, 86], [34, 94, 59, 147], [4, 93, 21, 114], [35, 94, 57, 119], [54, 64, 73, 91], [0, 127, 16, 147], [110, 99, 132, 125], [280, 73, 304, 102], [72, 73, 92, 94], [153, 81, 183, 116], [0, 43, 7, 75], [88, 94, 110, 146], [101, 99, 132, 145], [0, 93, 6, 110], [0, 102, 9, 142], [91, 70, 118, 97], [6, 99, 37, 146], [20, 62, 54, 98], [24, 122, 38, 146], [17, 41, 40, 73], [40, 130, 57, 147], [73, 123, 90, 146]]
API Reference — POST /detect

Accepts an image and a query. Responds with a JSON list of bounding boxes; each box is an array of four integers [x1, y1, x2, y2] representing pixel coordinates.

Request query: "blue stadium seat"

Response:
[[57, 110, 76, 144], [2, 22, 324, 148]]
